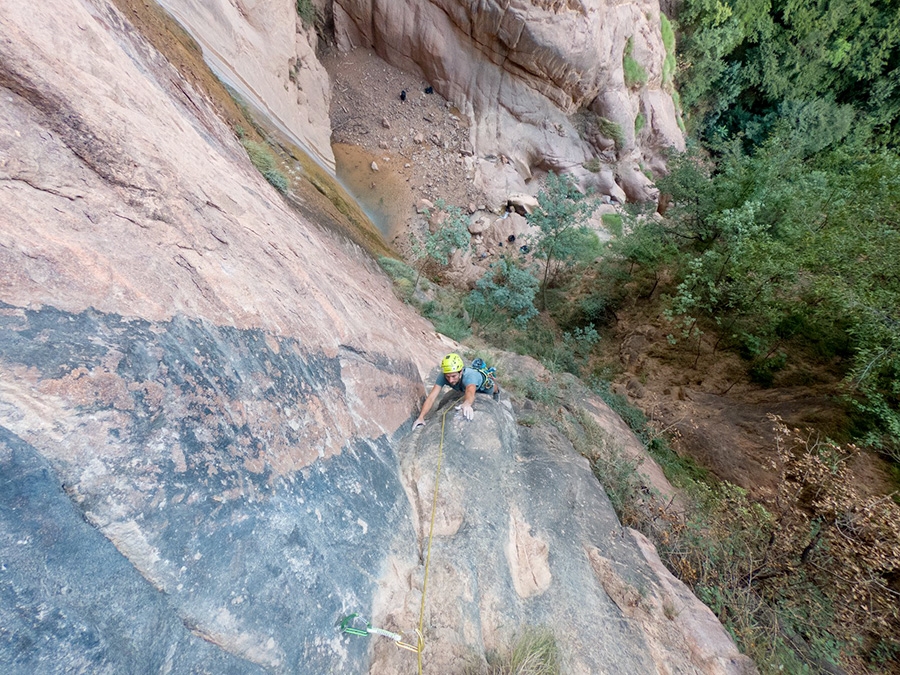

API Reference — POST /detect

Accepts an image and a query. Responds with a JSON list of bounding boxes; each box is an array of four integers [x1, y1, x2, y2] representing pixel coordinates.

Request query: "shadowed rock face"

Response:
[[0, 0, 753, 673]]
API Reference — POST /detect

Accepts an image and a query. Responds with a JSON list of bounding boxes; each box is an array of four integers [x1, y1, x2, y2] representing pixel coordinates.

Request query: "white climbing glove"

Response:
[[412, 419, 425, 429], [459, 404, 474, 421]]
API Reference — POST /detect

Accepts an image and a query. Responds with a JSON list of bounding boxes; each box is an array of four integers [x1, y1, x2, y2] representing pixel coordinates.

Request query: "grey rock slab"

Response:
[[374, 395, 662, 674], [0, 303, 418, 673], [0, 428, 266, 675]]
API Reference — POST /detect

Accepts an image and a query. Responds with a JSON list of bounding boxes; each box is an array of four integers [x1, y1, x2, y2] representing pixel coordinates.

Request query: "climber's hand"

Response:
[[459, 404, 474, 421], [413, 419, 425, 430]]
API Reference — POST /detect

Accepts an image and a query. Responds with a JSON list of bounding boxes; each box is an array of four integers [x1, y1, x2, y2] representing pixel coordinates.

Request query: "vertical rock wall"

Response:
[[155, 0, 336, 171], [332, 0, 685, 202]]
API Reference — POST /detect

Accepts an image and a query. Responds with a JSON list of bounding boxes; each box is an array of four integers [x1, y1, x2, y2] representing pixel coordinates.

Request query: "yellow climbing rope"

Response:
[[338, 406, 452, 671], [415, 405, 450, 673]]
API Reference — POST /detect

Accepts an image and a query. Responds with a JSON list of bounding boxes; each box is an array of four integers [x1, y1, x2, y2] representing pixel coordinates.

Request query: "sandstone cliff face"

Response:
[[155, 0, 335, 170], [333, 0, 685, 203], [1, 0, 751, 672]]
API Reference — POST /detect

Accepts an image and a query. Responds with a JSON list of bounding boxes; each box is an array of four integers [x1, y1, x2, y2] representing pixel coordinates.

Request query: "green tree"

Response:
[[528, 172, 596, 309], [642, 139, 900, 450], [678, 0, 900, 149], [612, 216, 678, 298], [409, 200, 471, 290], [467, 255, 539, 328]]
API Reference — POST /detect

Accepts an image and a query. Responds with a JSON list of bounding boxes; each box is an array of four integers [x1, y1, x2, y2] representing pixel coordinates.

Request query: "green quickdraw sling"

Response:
[[339, 613, 421, 653]]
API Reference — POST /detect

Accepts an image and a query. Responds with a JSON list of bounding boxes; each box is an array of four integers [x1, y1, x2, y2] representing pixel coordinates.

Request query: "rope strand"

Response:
[[416, 406, 450, 673]]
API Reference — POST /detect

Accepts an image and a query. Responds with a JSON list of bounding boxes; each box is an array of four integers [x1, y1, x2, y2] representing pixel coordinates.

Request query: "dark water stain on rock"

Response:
[[0, 427, 268, 674], [0, 302, 417, 672]]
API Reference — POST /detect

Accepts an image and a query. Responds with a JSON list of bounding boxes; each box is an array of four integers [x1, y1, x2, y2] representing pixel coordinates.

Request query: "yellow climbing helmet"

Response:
[[441, 353, 465, 374]]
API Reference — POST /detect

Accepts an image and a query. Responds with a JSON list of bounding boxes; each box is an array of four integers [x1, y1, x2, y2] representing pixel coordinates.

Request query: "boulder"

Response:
[[507, 192, 540, 215], [483, 212, 537, 249], [467, 213, 493, 235], [617, 155, 660, 203], [474, 157, 532, 212]]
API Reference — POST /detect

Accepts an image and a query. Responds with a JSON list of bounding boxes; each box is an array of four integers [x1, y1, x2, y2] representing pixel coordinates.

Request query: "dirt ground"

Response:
[[322, 47, 480, 246], [605, 310, 897, 499]]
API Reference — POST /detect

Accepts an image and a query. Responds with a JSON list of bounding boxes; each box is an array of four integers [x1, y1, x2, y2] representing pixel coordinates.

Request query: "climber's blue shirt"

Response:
[[436, 367, 489, 392]]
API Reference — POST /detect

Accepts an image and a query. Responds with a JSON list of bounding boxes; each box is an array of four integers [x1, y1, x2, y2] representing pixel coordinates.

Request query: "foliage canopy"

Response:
[[678, 0, 900, 149], [527, 172, 597, 310]]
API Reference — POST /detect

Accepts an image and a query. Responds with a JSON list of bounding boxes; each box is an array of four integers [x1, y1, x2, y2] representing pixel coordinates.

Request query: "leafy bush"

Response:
[[528, 172, 596, 309], [422, 301, 471, 342], [634, 112, 646, 135], [600, 213, 623, 238], [659, 13, 675, 55], [597, 117, 625, 148], [517, 375, 561, 406], [560, 325, 600, 375], [420, 200, 471, 266], [378, 256, 416, 284], [660, 14, 676, 87], [262, 169, 289, 194], [677, 0, 900, 148], [645, 144, 900, 447], [582, 157, 602, 173], [296, 0, 316, 28], [467, 255, 539, 328], [409, 200, 472, 288], [640, 416, 900, 673]]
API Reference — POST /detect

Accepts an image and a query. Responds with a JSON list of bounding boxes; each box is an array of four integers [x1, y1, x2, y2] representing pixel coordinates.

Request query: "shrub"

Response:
[[601, 213, 624, 238], [296, 0, 316, 28], [528, 172, 596, 309], [561, 325, 600, 375], [660, 13, 675, 55], [634, 112, 646, 135], [467, 255, 539, 328], [262, 169, 289, 194], [467, 627, 560, 675], [662, 54, 676, 87], [660, 14, 676, 87], [597, 117, 625, 148], [582, 157, 602, 173], [409, 200, 472, 289], [646, 415, 900, 672], [422, 301, 471, 342], [623, 37, 648, 88], [241, 139, 289, 194], [378, 256, 416, 284]]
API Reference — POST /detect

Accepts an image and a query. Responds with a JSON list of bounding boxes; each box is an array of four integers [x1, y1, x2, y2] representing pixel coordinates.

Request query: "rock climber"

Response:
[[413, 353, 499, 428]]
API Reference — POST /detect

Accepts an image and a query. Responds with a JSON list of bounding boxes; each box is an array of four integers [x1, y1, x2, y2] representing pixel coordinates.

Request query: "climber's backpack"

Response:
[[471, 358, 496, 393]]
